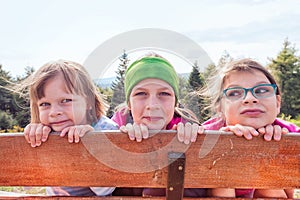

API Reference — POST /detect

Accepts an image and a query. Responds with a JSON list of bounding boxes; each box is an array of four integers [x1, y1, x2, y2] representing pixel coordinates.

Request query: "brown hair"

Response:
[[13, 60, 107, 124], [202, 58, 280, 114]]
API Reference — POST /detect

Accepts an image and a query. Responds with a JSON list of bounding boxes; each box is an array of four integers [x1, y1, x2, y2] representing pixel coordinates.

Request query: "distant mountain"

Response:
[[94, 77, 116, 88], [94, 73, 189, 88]]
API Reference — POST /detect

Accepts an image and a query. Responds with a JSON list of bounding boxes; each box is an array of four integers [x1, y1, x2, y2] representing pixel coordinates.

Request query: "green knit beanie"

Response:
[[125, 57, 179, 102]]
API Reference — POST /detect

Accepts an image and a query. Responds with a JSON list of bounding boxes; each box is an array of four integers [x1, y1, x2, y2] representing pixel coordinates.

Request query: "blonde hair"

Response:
[[202, 58, 280, 115], [13, 60, 107, 124]]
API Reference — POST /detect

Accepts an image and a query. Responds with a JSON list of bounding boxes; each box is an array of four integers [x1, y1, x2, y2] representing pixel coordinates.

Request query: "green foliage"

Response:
[[0, 110, 17, 131], [188, 61, 204, 90], [183, 61, 209, 122], [178, 74, 189, 101], [267, 38, 300, 118], [279, 113, 300, 127], [107, 50, 129, 117], [98, 86, 113, 107]]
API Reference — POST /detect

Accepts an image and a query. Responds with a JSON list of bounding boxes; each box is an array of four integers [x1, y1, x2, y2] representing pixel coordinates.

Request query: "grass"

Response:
[[0, 187, 46, 195]]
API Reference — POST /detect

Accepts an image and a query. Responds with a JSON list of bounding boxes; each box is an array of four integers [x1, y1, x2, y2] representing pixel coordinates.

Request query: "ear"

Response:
[[276, 95, 281, 115], [127, 101, 131, 110], [86, 102, 92, 110]]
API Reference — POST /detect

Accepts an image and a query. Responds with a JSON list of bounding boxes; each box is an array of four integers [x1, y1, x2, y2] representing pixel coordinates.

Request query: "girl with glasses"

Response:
[[201, 58, 299, 198]]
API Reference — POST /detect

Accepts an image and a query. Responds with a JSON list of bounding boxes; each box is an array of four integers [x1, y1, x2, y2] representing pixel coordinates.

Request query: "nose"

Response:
[[49, 104, 63, 117], [146, 95, 160, 110], [243, 90, 258, 104]]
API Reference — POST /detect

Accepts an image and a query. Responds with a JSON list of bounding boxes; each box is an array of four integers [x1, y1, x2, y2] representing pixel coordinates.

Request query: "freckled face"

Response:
[[221, 70, 281, 129], [128, 78, 176, 130], [37, 73, 88, 132]]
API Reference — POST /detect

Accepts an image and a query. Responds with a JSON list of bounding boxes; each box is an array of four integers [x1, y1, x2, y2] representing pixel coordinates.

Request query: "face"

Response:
[[37, 73, 89, 132], [128, 78, 176, 130], [221, 70, 281, 129]]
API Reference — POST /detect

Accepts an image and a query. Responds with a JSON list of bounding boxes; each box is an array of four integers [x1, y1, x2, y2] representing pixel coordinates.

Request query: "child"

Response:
[[111, 53, 235, 197], [201, 58, 299, 198], [13, 60, 118, 196]]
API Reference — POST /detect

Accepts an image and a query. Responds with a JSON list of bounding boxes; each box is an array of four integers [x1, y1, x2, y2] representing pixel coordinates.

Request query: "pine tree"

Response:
[[184, 61, 208, 121], [107, 50, 130, 117], [188, 61, 203, 90], [267, 39, 300, 118]]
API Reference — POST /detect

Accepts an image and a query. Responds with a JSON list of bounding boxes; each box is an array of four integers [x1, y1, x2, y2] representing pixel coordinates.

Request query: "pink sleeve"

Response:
[[111, 111, 127, 127]]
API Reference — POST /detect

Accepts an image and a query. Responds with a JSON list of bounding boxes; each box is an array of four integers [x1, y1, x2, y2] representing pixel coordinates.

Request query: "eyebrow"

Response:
[[225, 81, 271, 88]]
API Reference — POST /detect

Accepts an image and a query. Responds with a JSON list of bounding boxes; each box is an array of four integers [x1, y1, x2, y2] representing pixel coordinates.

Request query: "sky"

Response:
[[1, 0, 300, 79]]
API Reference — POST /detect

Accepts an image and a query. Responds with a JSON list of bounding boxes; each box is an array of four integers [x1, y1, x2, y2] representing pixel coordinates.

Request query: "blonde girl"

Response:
[[13, 60, 118, 196]]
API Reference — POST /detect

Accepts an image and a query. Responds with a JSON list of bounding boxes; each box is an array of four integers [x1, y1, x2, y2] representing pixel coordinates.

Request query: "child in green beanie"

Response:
[[111, 52, 235, 197], [112, 52, 204, 144]]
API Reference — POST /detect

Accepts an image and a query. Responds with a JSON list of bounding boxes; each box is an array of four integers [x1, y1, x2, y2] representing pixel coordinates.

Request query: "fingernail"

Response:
[[264, 135, 271, 141]]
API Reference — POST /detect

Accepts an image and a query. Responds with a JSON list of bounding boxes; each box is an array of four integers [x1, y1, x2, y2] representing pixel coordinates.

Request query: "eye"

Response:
[[159, 91, 172, 96], [226, 89, 243, 97], [133, 92, 147, 96], [255, 87, 270, 94], [39, 102, 50, 107], [62, 99, 72, 103]]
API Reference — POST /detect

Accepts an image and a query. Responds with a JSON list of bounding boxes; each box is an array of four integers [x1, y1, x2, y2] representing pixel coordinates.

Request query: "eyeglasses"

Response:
[[223, 83, 277, 101]]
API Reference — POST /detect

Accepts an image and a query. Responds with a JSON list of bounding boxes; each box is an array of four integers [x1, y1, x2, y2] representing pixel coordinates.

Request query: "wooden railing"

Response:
[[0, 131, 299, 199]]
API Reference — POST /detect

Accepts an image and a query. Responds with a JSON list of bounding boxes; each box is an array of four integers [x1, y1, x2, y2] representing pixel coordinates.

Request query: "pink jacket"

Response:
[[111, 109, 185, 129], [203, 117, 300, 132]]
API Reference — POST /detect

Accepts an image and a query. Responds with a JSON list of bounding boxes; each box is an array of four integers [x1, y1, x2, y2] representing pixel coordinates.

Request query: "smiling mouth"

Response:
[[51, 120, 69, 125]]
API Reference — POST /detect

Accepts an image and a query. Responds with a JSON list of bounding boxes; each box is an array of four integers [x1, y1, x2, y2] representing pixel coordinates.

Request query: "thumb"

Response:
[[119, 125, 128, 133], [171, 124, 177, 130], [60, 127, 70, 137]]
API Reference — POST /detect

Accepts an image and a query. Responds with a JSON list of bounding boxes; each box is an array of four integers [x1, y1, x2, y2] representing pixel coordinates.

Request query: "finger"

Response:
[[177, 122, 184, 142], [273, 125, 282, 141], [78, 125, 93, 137], [74, 128, 80, 143], [184, 122, 192, 144], [264, 125, 273, 141], [119, 125, 128, 133], [28, 125, 38, 147], [197, 125, 205, 134], [190, 123, 198, 142], [228, 126, 243, 137], [42, 126, 51, 142], [249, 128, 259, 136], [133, 124, 142, 142], [60, 127, 70, 137], [220, 126, 231, 132], [282, 127, 289, 135], [24, 125, 31, 143], [140, 124, 149, 139], [258, 127, 266, 134], [236, 125, 252, 140], [67, 127, 74, 143], [126, 124, 135, 141], [35, 125, 43, 147]]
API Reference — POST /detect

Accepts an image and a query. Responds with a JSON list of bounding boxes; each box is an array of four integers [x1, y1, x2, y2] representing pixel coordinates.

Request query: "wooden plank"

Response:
[[0, 131, 299, 189]]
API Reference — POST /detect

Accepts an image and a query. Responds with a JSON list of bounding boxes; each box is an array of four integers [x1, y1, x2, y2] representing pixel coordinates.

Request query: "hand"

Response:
[[24, 123, 51, 147], [220, 124, 259, 140], [119, 123, 149, 142], [60, 125, 94, 143], [173, 122, 204, 144], [257, 124, 289, 141]]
